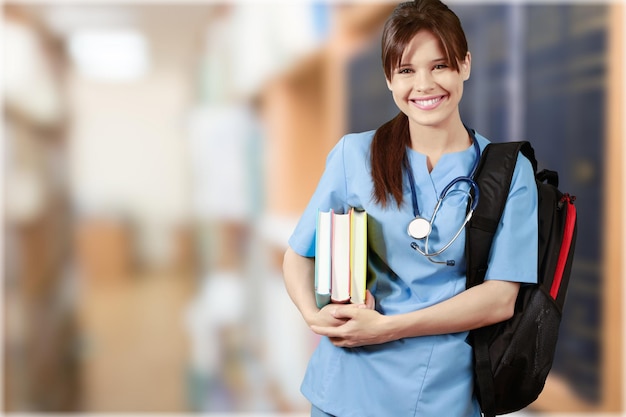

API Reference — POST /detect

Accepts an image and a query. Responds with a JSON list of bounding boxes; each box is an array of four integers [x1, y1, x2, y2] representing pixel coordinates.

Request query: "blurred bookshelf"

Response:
[[4, 6, 81, 411]]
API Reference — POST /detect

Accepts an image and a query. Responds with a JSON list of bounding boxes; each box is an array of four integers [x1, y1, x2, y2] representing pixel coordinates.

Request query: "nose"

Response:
[[414, 69, 434, 92]]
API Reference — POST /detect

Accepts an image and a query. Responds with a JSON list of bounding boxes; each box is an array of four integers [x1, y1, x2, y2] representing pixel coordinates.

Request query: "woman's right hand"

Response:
[[362, 289, 376, 310], [308, 290, 376, 330], [307, 304, 350, 329]]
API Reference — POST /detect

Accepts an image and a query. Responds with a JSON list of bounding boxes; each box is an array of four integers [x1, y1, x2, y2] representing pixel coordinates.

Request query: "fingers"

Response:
[[316, 305, 348, 327], [312, 327, 356, 348], [365, 290, 376, 309], [310, 324, 342, 339], [310, 311, 362, 346], [310, 302, 380, 347], [330, 305, 357, 320], [329, 337, 355, 348]]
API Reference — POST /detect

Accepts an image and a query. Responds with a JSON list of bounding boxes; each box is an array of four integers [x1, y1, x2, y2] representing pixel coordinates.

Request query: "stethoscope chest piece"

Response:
[[405, 128, 482, 266], [408, 217, 431, 240]]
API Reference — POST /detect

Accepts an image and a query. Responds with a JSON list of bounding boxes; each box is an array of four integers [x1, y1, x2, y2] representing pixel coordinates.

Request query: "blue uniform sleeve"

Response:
[[484, 152, 538, 284], [288, 137, 350, 258]]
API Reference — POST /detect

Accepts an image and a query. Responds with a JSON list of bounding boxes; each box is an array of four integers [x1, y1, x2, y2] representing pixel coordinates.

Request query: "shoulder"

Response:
[[340, 130, 375, 154], [474, 133, 535, 177], [323, 130, 374, 174], [326, 130, 374, 166], [473, 131, 491, 152]]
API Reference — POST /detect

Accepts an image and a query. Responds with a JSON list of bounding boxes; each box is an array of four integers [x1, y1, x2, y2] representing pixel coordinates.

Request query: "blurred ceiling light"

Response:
[[68, 29, 149, 81]]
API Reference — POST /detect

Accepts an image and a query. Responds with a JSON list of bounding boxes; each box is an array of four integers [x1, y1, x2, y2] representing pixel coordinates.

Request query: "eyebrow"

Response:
[[398, 57, 448, 67]]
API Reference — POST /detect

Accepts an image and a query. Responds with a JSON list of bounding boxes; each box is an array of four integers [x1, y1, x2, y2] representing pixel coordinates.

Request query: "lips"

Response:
[[411, 95, 446, 110]]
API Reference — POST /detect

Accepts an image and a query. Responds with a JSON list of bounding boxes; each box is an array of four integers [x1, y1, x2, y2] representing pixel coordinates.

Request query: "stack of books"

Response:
[[315, 208, 368, 307]]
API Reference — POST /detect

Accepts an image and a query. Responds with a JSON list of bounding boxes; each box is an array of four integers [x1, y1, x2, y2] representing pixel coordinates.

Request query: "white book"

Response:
[[314, 210, 332, 307]]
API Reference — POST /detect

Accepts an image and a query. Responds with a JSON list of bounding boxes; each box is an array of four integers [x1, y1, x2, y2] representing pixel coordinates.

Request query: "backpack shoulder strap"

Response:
[[466, 141, 534, 289], [466, 141, 536, 417]]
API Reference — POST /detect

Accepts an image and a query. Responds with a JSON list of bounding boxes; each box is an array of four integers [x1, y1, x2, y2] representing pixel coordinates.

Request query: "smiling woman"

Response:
[[282, 1, 537, 416], [384, 29, 471, 165], [4, 0, 620, 414]]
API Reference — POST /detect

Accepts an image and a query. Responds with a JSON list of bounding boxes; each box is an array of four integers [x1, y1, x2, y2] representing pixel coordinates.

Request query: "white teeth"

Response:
[[415, 97, 441, 106]]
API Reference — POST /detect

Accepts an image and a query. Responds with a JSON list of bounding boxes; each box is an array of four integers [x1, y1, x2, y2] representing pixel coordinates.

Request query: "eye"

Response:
[[433, 63, 449, 70], [397, 67, 413, 74]]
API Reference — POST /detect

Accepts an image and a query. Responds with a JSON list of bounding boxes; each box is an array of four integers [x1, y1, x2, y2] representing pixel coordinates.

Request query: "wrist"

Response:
[[382, 314, 402, 342], [302, 307, 320, 327], [384, 312, 418, 341]]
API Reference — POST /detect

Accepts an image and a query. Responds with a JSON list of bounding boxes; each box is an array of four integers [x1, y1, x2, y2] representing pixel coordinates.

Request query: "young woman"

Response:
[[283, 1, 538, 416]]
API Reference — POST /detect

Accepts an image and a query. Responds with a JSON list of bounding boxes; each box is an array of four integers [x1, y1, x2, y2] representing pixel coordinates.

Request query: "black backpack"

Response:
[[466, 141, 578, 417]]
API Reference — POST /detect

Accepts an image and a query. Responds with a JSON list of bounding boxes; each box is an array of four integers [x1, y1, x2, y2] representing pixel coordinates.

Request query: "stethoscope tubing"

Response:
[[410, 195, 474, 257], [406, 128, 481, 264]]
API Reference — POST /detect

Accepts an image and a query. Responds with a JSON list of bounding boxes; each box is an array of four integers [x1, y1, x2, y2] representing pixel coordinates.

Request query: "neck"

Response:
[[408, 121, 471, 171]]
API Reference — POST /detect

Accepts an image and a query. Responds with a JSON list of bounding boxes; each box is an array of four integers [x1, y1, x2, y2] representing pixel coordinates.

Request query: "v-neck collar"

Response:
[[405, 142, 477, 216]]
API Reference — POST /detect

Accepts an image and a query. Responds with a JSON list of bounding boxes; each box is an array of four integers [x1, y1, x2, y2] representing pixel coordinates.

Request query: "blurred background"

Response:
[[2, 0, 624, 415]]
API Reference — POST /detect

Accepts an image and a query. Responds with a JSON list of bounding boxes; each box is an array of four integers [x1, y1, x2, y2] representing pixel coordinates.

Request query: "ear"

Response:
[[386, 77, 393, 91], [461, 52, 471, 81]]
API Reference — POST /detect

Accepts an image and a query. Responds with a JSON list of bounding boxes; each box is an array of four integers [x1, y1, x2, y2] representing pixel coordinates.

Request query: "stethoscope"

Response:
[[406, 130, 481, 266]]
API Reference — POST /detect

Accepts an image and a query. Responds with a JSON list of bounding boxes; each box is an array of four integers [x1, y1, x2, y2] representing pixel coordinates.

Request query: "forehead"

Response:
[[400, 30, 445, 63]]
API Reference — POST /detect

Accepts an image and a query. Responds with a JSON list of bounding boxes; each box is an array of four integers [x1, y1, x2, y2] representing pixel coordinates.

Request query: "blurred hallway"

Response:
[[78, 272, 193, 412], [3, 1, 624, 414]]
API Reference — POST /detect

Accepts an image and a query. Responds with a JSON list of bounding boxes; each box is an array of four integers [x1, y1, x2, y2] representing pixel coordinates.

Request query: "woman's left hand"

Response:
[[309, 291, 394, 348]]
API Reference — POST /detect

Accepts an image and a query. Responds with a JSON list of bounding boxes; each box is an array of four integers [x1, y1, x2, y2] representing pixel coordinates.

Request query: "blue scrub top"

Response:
[[288, 130, 538, 417]]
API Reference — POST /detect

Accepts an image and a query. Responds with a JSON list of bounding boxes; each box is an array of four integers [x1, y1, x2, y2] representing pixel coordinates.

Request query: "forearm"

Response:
[[390, 280, 520, 340], [309, 279, 521, 348], [282, 247, 319, 325]]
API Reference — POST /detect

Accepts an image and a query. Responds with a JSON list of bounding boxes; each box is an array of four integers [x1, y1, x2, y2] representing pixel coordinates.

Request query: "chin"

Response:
[[408, 114, 451, 128]]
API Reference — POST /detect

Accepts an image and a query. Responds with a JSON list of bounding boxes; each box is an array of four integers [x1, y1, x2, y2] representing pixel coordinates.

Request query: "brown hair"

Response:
[[371, 0, 469, 208]]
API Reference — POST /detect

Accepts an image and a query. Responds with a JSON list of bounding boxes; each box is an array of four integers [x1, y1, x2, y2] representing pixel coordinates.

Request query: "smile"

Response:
[[411, 95, 445, 110]]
